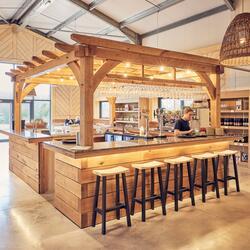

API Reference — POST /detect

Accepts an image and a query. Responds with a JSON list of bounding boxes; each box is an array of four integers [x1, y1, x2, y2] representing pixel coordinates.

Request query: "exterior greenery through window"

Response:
[[99, 101, 109, 119]]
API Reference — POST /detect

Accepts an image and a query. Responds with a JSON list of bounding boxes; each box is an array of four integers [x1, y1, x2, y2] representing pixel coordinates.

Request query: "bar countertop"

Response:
[[43, 135, 235, 159], [0, 129, 105, 143]]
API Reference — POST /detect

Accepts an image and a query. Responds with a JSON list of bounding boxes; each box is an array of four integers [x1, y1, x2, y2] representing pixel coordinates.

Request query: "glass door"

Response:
[[0, 102, 12, 141]]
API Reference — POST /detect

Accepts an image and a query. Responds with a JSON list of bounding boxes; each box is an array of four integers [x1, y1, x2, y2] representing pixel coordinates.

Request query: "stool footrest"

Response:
[[167, 187, 190, 196], [134, 194, 161, 204], [96, 203, 126, 214], [218, 176, 236, 182]]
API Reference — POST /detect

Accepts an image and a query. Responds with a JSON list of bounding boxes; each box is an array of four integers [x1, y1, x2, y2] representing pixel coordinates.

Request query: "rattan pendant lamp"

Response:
[[220, 1, 250, 66]]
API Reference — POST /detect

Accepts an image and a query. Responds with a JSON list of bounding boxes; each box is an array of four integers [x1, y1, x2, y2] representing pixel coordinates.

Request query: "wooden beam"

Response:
[[26, 78, 78, 86], [14, 81, 25, 132], [17, 66, 28, 72], [210, 74, 221, 128], [16, 51, 77, 81], [71, 33, 219, 66], [107, 97, 116, 125], [10, 69, 21, 75], [55, 43, 75, 53], [21, 83, 39, 102], [105, 74, 206, 88], [67, 61, 81, 84], [32, 56, 46, 65], [196, 72, 215, 99], [79, 56, 94, 146], [42, 50, 59, 59], [23, 61, 36, 68], [93, 60, 121, 90], [93, 47, 217, 73]]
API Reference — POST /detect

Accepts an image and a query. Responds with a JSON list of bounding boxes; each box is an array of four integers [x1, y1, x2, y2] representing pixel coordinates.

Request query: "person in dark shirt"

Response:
[[174, 107, 194, 136]]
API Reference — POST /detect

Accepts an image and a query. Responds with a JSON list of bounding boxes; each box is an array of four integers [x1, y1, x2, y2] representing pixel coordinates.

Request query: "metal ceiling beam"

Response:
[[223, 0, 235, 11], [89, 0, 107, 11], [120, 0, 184, 28], [10, 0, 35, 23], [47, 10, 86, 37], [68, 0, 141, 44], [142, 5, 229, 39], [17, 0, 43, 25]]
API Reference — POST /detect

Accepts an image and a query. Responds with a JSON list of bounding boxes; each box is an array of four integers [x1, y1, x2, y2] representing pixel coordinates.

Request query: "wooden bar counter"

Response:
[[0, 129, 104, 194], [43, 136, 234, 228]]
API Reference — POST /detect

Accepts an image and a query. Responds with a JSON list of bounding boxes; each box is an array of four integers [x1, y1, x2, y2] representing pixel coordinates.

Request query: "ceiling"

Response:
[[0, 0, 236, 51]]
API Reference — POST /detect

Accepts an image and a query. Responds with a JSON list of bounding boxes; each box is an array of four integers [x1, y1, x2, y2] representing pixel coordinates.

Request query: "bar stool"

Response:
[[216, 150, 240, 196], [192, 152, 220, 203], [164, 156, 195, 212], [92, 166, 131, 235], [130, 161, 166, 222]]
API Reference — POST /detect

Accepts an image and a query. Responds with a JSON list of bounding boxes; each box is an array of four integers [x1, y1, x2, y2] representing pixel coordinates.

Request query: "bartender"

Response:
[[174, 107, 194, 136]]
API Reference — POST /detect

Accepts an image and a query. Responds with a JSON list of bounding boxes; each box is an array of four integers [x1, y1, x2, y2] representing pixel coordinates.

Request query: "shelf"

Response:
[[230, 142, 248, 147], [114, 121, 138, 124], [115, 110, 138, 113], [221, 110, 249, 113], [221, 126, 248, 130]]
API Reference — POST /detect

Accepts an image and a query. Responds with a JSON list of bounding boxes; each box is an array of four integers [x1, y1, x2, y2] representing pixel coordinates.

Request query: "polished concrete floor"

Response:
[[0, 142, 250, 250]]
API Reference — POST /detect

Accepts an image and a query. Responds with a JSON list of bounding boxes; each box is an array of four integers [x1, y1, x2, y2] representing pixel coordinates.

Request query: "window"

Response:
[[159, 98, 193, 111], [99, 101, 109, 118], [34, 101, 50, 123]]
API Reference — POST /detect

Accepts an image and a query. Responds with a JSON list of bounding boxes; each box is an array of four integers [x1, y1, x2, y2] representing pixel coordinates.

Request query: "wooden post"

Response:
[[210, 74, 221, 128], [79, 56, 94, 146], [14, 81, 24, 132], [139, 97, 149, 128], [107, 97, 116, 125]]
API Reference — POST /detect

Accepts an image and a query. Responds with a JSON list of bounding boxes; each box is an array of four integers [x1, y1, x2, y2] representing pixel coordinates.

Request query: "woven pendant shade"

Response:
[[220, 12, 250, 66]]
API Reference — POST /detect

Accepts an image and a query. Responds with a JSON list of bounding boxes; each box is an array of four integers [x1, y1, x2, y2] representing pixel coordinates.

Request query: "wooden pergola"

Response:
[[7, 34, 223, 146]]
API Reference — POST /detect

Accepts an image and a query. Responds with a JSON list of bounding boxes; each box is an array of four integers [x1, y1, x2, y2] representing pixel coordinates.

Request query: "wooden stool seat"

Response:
[[164, 156, 192, 165], [131, 160, 164, 170], [215, 150, 238, 156], [93, 166, 129, 177], [192, 152, 218, 160]]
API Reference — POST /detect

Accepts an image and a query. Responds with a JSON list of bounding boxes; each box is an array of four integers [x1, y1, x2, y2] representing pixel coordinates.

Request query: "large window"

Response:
[[159, 98, 193, 111], [99, 101, 109, 119], [23, 85, 51, 127]]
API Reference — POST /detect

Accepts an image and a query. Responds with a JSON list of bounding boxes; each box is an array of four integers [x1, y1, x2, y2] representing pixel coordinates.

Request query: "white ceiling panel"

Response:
[[67, 12, 108, 34], [95, 0, 154, 22], [142, 11, 231, 52], [0, 0, 25, 20], [127, 0, 226, 33], [53, 29, 75, 44]]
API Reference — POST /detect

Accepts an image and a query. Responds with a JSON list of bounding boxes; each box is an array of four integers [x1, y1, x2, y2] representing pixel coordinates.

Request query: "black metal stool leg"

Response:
[[131, 168, 139, 215], [187, 162, 195, 206], [115, 174, 120, 220], [232, 154, 240, 192], [205, 159, 208, 194], [224, 156, 229, 196], [102, 176, 107, 235], [174, 164, 179, 211], [157, 167, 166, 215], [212, 157, 220, 198], [141, 169, 146, 221], [201, 160, 206, 203], [179, 163, 183, 201], [150, 168, 155, 210], [92, 175, 100, 227], [122, 173, 132, 227], [193, 159, 197, 188], [165, 163, 170, 203]]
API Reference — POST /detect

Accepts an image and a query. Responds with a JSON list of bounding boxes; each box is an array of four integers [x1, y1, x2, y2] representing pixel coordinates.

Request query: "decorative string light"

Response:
[[125, 62, 131, 68], [159, 66, 165, 72]]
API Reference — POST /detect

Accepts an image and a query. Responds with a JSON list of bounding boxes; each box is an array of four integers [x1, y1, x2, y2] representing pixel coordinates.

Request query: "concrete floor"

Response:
[[0, 142, 250, 250]]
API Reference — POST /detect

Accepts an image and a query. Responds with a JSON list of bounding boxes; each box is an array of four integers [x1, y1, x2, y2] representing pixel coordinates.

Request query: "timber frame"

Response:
[[7, 34, 223, 146]]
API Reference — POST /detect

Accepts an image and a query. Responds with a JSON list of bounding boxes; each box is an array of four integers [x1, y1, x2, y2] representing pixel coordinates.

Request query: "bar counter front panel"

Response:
[[44, 136, 233, 228]]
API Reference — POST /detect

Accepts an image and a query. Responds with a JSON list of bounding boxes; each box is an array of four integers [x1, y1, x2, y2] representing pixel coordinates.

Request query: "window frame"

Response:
[[99, 101, 109, 119]]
